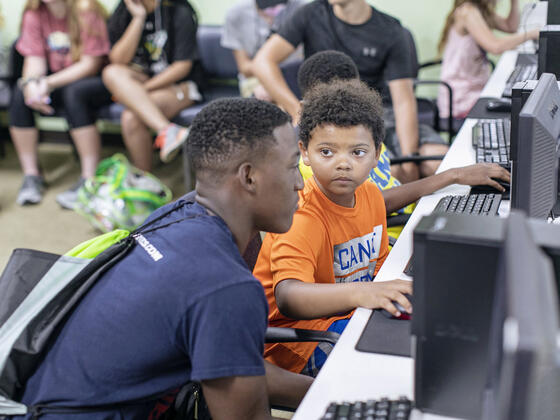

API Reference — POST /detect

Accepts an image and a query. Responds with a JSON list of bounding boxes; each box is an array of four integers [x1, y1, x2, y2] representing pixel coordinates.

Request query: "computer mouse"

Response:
[[380, 293, 412, 320], [470, 179, 510, 198], [486, 99, 512, 113]]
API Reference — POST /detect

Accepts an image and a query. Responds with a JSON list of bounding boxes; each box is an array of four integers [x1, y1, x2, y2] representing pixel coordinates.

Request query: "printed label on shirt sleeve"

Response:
[[134, 234, 164, 262], [332, 225, 383, 283]]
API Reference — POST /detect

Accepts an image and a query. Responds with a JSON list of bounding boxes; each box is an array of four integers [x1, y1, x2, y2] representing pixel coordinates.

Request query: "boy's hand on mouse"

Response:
[[453, 163, 510, 191], [356, 280, 412, 317]]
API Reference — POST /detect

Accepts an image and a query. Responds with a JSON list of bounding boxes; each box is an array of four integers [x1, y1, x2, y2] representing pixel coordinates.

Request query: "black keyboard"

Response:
[[321, 397, 413, 420], [502, 63, 538, 97], [433, 193, 502, 216], [472, 119, 510, 168]]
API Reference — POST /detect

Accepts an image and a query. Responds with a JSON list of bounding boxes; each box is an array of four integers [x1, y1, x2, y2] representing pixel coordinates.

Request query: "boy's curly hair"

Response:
[[297, 50, 359, 97], [299, 79, 384, 149]]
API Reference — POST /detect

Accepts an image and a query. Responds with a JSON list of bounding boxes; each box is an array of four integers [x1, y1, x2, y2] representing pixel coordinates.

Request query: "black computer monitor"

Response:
[[548, 0, 560, 24], [510, 79, 538, 163], [538, 25, 560, 77], [482, 211, 560, 420], [412, 212, 560, 419], [510, 72, 560, 219]]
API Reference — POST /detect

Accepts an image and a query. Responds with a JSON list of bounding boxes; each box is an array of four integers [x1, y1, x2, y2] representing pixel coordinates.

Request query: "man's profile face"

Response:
[[252, 123, 304, 233]]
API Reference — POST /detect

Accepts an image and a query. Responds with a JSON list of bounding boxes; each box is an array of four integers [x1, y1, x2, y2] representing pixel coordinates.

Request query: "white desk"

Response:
[[293, 51, 519, 420]]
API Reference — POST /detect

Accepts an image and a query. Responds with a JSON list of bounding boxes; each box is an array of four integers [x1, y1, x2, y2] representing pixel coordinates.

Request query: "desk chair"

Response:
[[402, 27, 460, 142]]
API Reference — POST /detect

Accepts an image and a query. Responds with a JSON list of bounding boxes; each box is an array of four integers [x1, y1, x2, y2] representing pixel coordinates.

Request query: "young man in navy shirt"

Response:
[[17, 98, 310, 419]]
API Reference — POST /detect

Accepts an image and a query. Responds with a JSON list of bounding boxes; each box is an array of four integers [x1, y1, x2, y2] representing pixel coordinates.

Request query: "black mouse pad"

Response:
[[466, 97, 512, 120], [355, 311, 411, 357]]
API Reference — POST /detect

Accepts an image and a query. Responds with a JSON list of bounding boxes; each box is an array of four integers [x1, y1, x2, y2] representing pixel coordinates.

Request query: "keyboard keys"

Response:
[[503, 64, 537, 97], [321, 397, 413, 420], [433, 193, 502, 216], [473, 119, 510, 167]]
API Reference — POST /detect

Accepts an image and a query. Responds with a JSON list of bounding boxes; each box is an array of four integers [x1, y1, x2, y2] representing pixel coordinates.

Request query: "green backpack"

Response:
[[75, 154, 173, 232]]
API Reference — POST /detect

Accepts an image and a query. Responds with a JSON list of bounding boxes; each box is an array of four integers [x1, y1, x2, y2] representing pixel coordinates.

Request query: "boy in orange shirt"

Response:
[[253, 79, 412, 377]]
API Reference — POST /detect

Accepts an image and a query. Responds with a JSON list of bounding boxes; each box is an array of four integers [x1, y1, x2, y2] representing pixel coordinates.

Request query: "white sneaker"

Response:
[[16, 175, 46, 206], [56, 177, 86, 210], [155, 124, 190, 163]]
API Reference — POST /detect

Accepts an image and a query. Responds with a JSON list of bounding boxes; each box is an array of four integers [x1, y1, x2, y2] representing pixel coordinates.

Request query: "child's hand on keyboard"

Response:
[[356, 280, 413, 317], [453, 163, 510, 191]]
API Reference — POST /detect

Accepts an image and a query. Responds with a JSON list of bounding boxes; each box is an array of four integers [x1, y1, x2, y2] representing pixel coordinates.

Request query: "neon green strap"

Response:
[[65, 229, 130, 259]]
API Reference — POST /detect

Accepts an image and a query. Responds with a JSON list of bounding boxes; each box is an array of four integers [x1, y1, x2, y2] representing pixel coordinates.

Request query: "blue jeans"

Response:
[[302, 318, 350, 377]]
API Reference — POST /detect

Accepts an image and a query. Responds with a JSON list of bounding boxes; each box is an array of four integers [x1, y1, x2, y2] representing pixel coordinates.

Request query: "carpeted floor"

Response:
[[0, 138, 188, 269]]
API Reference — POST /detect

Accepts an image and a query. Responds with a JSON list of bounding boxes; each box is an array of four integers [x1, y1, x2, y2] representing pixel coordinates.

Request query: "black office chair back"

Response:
[[401, 28, 440, 130], [196, 25, 238, 81]]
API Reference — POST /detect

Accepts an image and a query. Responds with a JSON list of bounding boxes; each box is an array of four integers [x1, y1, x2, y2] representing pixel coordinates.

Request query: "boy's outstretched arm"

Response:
[[382, 162, 510, 214], [275, 279, 412, 320]]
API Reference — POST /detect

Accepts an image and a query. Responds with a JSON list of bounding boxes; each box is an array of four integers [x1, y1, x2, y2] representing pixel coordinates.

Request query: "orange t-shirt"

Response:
[[253, 177, 389, 373]]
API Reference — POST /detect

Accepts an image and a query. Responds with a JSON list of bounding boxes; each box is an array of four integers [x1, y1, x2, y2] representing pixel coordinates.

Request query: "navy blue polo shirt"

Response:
[[18, 199, 268, 419]]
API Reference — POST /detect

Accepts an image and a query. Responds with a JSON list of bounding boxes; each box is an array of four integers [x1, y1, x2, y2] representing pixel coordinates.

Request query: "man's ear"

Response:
[[299, 140, 311, 166], [237, 162, 257, 193]]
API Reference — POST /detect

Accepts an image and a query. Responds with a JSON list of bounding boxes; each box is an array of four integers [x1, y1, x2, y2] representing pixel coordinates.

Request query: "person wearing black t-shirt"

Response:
[[253, 0, 449, 182], [102, 0, 203, 172]]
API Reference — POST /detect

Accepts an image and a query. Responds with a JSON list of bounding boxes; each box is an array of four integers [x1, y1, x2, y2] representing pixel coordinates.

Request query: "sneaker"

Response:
[[56, 177, 86, 210], [16, 175, 46, 206], [154, 123, 190, 163]]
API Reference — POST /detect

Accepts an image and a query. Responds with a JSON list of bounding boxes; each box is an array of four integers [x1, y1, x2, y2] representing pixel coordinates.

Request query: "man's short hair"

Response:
[[297, 50, 359, 97], [186, 98, 291, 176], [299, 79, 384, 149]]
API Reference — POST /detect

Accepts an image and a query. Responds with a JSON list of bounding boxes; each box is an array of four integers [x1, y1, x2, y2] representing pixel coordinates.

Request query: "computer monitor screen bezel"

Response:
[[484, 211, 560, 420], [511, 72, 560, 219], [548, 0, 560, 25]]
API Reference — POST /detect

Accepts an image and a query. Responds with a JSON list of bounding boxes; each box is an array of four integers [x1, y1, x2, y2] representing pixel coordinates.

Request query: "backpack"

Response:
[[0, 197, 210, 419], [75, 154, 172, 233]]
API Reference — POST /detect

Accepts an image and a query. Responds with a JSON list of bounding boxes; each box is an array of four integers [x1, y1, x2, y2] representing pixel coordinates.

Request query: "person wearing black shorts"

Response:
[[253, 0, 449, 182]]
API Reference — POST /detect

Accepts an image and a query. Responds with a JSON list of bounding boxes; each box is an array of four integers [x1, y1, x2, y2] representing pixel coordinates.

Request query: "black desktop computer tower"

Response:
[[411, 213, 560, 419], [511, 79, 560, 218], [548, 0, 560, 24], [412, 214, 505, 419], [538, 25, 560, 78]]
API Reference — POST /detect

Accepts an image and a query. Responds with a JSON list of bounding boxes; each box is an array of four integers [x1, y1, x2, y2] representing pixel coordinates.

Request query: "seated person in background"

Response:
[[102, 0, 204, 172], [10, 0, 110, 207], [16, 98, 312, 419], [252, 0, 449, 183], [253, 79, 413, 377], [297, 50, 511, 243], [221, 0, 303, 100], [438, 0, 539, 118]]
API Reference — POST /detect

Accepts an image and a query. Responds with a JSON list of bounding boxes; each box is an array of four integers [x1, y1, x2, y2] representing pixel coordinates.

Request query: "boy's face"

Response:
[[300, 124, 380, 207], [252, 123, 304, 233]]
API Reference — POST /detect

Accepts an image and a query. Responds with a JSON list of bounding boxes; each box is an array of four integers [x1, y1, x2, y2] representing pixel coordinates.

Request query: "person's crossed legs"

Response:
[[102, 64, 194, 172]]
